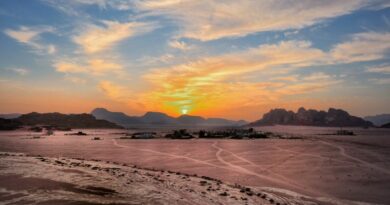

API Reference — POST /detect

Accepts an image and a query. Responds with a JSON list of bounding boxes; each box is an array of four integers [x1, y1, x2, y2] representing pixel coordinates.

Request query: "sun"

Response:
[[181, 108, 188, 115]]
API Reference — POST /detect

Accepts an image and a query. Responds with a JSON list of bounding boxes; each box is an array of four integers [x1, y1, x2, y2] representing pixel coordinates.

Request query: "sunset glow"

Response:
[[0, 0, 389, 120]]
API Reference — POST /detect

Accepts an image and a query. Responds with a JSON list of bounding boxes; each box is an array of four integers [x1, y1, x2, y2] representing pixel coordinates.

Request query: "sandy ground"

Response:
[[0, 127, 389, 204], [0, 152, 323, 205]]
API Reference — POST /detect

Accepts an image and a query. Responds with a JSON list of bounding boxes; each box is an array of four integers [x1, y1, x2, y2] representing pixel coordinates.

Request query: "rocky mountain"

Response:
[[91, 108, 247, 127], [364, 114, 390, 126], [17, 112, 123, 129], [248, 107, 373, 127]]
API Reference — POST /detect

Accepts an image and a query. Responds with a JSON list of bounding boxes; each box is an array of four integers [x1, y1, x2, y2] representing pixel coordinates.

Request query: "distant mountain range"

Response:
[[91, 108, 247, 128], [1, 107, 385, 130], [248, 107, 373, 127], [364, 114, 390, 126], [15, 112, 122, 129]]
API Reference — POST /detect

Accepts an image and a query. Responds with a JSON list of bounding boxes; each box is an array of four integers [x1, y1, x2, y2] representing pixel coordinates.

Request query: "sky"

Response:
[[0, 0, 389, 120]]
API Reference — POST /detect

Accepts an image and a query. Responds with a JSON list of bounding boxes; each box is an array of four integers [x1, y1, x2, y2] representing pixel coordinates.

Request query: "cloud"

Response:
[[368, 78, 390, 85], [302, 72, 331, 81], [54, 58, 123, 75], [98, 81, 143, 109], [4, 26, 56, 54], [99, 81, 126, 100], [136, 0, 367, 41], [73, 20, 157, 54], [366, 64, 390, 74], [94, 31, 389, 115], [330, 32, 390, 63], [168, 40, 193, 50], [6, 68, 29, 75], [64, 75, 87, 84], [43, 0, 134, 17], [272, 75, 299, 82]]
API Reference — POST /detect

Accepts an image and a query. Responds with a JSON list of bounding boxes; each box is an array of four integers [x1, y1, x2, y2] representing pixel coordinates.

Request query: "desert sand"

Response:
[[0, 126, 389, 204]]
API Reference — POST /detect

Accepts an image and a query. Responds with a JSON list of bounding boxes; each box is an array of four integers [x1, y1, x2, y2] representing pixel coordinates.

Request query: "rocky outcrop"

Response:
[[249, 107, 373, 127]]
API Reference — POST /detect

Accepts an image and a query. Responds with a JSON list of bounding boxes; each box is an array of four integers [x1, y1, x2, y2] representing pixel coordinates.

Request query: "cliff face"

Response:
[[249, 107, 373, 127], [17, 112, 123, 129]]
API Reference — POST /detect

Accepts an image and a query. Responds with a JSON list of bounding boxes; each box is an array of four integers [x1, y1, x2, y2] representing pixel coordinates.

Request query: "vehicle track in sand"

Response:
[[113, 139, 324, 196], [319, 140, 390, 175], [210, 141, 326, 196]]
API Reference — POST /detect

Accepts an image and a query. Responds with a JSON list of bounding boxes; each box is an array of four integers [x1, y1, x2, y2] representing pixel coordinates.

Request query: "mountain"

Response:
[[17, 112, 123, 129], [0, 113, 21, 119], [177, 115, 205, 124], [142, 112, 177, 124], [248, 107, 373, 127], [380, 122, 390, 128], [364, 114, 390, 126], [91, 108, 247, 127], [91, 108, 142, 125]]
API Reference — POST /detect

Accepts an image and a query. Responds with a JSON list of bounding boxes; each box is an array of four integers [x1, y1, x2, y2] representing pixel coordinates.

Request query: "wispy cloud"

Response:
[[10, 68, 29, 75], [64, 75, 87, 84], [168, 40, 193, 50], [136, 0, 367, 41], [366, 64, 390, 74], [73, 20, 157, 54], [99, 80, 127, 100], [330, 32, 390, 63], [54, 58, 123, 75], [43, 0, 134, 17], [98, 80, 143, 110], [369, 78, 390, 85], [4, 26, 56, 54]]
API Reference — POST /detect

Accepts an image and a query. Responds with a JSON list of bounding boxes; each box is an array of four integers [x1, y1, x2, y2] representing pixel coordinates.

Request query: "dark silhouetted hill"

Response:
[[380, 122, 390, 128], [364, 114, 390, 126], [177, 115, 205, 124], [249, 107, 373, 127], [17, 112, 123, 129], [0, 118, 22, 130], [91, 108, 247, 127], [142, 112, 177, 124], [0, 113, 21, 119], [91, 108, 142, 125]]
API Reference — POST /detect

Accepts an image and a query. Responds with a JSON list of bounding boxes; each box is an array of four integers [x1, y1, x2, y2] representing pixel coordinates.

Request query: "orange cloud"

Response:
[[141, 41, 334, 116]]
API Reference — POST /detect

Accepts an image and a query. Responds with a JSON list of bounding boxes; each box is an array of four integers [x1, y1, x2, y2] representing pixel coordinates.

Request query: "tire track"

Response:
[[320, 140, 390, 175], [211, 141, 325, 196]]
